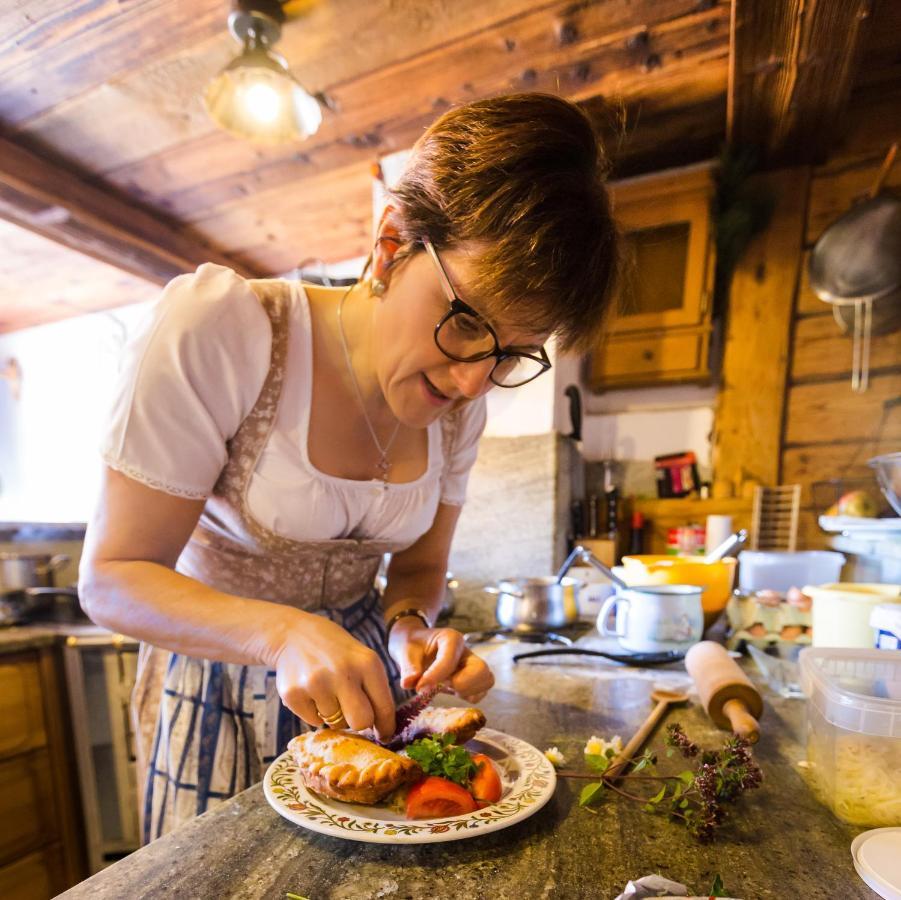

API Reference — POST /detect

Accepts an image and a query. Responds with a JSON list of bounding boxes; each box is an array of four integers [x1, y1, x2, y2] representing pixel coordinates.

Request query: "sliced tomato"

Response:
[[469, 753, 502, 804], [405, 776, 478, 819]]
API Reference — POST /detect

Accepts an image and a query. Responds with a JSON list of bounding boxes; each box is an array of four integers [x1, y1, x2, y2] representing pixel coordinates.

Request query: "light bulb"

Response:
[[243, 80, 282, 123]]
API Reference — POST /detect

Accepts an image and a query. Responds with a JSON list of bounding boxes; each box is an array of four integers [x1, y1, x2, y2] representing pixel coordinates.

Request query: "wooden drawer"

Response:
[[0, 843, 68, 900], [0, 653, 47, 760], [0, 749, 60, 865], [590, 331, 704, 386]]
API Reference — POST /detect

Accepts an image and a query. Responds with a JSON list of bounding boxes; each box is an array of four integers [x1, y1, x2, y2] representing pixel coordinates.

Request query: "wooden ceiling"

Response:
[[0, 0, 898, 333]]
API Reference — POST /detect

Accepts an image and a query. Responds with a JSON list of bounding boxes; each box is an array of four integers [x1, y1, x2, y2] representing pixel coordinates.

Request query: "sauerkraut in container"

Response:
[[799, 647, 901, 827]]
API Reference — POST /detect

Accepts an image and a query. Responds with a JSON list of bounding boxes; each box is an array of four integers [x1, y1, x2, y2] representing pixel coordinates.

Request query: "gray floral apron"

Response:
[[131, 278, 457, 842]]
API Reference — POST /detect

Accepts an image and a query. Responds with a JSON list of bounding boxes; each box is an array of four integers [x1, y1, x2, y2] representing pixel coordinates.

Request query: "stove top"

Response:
[[463, 627, 574, 647]]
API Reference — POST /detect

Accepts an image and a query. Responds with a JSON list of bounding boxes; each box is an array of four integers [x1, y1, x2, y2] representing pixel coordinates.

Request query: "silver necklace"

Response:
[[336, 281, 402, 484]]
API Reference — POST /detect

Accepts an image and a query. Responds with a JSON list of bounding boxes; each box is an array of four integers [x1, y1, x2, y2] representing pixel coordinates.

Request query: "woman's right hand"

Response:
[[272, 611, 397, 740]]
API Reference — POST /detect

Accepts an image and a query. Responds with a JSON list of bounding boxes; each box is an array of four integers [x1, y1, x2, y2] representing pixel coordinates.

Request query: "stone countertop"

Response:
[[58, 635, 878, 900]]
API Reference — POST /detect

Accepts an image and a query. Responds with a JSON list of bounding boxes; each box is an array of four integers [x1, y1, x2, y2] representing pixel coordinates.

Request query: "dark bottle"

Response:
[[629, 510, 646, 555]]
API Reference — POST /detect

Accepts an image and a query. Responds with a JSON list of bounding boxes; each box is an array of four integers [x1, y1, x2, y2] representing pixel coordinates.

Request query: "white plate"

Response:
[[819, 515, 901, 534], [263, 727, 556, 844]]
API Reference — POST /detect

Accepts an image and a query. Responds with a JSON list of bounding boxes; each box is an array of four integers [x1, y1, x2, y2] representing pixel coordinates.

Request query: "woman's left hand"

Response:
[[388, 621, 494, 702]]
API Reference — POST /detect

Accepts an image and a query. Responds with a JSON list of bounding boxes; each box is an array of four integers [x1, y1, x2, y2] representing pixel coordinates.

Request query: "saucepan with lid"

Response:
[[0, 551, 70, 593]]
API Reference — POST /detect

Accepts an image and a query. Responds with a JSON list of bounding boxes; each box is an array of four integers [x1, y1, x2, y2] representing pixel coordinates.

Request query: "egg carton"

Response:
[[725, 591, 812, 650]]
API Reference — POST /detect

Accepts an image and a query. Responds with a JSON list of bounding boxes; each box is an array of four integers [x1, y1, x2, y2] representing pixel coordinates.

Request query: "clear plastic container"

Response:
[[737, 550, 845, 593], [799, 647, 901, 826]]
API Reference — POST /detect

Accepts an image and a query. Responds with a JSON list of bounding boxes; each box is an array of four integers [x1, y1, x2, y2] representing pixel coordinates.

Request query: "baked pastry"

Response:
[[397, 706, 486, 746], [288, 730, 423, 804]]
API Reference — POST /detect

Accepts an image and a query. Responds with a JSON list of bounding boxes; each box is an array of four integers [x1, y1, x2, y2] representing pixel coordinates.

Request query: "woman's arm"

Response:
[[79, 467, 397, 737], [381, 502, 461, 627], [383, 502, 494, 701]]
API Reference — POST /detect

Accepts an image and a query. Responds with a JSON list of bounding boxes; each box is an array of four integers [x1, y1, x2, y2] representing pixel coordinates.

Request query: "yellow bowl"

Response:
[[620, 555, 738, 627]]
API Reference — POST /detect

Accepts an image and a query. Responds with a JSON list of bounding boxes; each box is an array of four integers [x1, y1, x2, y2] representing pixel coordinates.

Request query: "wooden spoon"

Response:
[[603, 688, 690, 783]]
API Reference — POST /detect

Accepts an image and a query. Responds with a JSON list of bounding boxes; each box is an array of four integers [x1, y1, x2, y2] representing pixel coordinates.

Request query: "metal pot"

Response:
[[0, 586, 81, 627], [0, 552, 70, 593], [485, 576, 581, 630]]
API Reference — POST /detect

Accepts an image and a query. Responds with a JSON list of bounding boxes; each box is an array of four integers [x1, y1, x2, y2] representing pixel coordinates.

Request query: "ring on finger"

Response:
[[319, 708, 346, 727]]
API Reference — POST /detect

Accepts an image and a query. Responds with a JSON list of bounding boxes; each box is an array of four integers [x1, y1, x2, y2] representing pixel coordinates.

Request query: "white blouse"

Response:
[[101, 264, 487, 547]]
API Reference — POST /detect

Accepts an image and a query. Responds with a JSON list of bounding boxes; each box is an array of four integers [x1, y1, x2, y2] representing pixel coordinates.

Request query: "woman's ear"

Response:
[[372, 205, 403, 285]]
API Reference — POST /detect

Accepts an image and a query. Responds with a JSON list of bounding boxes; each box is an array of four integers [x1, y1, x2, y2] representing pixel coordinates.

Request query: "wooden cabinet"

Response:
[[0, 647, 87, 897], [589, 163, 715, 390]]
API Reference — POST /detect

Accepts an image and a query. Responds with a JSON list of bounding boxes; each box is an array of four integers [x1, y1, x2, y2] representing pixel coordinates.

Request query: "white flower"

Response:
[[585, 734, 623, 757], [543, 746, 566, 768]]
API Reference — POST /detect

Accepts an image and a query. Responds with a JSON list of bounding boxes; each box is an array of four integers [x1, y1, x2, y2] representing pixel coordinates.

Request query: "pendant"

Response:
[[377, 455, 391, 486]]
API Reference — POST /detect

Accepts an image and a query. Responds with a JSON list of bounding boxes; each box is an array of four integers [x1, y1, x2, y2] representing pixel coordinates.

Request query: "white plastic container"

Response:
[[738, 550, 845, 593], [807, 583, 901, 648], [799, 647, 901, 827], [873, 604, 901, 651]]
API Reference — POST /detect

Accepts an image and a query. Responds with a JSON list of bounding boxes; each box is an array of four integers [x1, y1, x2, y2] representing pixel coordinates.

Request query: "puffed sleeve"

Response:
[[439, 396, 488, 506], [100, 263, 272, 499]]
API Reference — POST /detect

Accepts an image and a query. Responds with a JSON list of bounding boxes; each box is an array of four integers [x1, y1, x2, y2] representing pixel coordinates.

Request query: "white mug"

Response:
[[598, 584, 704, 653]]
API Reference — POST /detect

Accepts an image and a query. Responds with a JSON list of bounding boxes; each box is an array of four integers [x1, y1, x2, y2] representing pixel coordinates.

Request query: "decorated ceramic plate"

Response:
[[263, 727, 556, 844]]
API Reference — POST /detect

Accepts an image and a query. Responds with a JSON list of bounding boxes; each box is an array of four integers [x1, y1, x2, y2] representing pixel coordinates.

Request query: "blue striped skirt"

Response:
[[142, 588, 405, 842]]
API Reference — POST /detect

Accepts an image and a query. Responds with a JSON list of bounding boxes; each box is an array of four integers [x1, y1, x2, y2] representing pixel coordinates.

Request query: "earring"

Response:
[[370, 278, 387, 297]]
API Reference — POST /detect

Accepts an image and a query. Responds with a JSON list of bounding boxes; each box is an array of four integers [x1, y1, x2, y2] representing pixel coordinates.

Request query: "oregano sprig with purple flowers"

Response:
[[558, 723, 763, 842]]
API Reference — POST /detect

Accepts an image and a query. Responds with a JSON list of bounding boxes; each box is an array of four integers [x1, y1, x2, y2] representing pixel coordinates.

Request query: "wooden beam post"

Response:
[[0, 136, 257, 284], [728, 0, 871, 167], [711, 167, 810, 489]]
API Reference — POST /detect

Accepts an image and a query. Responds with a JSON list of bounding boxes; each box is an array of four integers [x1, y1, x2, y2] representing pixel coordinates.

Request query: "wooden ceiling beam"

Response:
[[727, 0, 873, 167], [0, 135, 257, 284]]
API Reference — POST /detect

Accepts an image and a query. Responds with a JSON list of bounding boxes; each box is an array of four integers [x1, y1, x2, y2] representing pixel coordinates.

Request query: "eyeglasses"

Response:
[[421, 237, 552, 388]]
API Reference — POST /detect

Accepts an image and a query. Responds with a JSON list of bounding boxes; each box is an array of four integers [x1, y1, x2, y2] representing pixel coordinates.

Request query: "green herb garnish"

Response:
[[405, 734, 477, 786], [570, 723, 762, 843]]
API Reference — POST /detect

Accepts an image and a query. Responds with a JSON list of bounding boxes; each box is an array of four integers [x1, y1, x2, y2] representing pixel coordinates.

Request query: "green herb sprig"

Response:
[[404, 734, 477, 786], [566, 723, 763, 842]]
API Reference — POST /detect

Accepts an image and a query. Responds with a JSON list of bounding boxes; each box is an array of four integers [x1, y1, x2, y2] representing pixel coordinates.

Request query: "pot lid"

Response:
[[809, 194, 901, 302], [852, 828, 901, 900]]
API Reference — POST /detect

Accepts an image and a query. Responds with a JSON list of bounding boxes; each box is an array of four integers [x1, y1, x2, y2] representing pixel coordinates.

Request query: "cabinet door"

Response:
[[0, 749, 59, 865], [0, 654, 47, 759], [608, 165, 714, 335], [612, 191, 711, 333], [0, 843, 67, 900]]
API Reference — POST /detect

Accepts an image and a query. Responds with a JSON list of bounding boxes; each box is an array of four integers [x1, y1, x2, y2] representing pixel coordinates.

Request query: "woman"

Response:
[[79, 92, 619, 841]]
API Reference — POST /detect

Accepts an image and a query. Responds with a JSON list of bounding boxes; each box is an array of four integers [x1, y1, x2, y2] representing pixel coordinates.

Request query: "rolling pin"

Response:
[[685, 641, 763, 743]]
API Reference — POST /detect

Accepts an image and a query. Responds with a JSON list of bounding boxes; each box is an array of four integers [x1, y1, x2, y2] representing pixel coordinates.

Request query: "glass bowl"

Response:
[[868, 451, 901, 515]]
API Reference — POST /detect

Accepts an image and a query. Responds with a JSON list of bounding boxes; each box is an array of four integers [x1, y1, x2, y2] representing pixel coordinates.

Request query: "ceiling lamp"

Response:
[[204, 0, 322, 144]]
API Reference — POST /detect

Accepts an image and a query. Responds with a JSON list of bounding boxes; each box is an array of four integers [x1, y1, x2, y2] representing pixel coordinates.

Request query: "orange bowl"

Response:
[[620, 555, 737, 628]]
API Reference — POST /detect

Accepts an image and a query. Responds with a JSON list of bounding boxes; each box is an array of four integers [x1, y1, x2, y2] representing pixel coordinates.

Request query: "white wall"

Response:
[[552, 351, 715, 465], [0, 303, 154, 522]]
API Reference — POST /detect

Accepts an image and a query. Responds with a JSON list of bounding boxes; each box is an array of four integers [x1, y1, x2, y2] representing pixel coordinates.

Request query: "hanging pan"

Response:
[[808, 143, 901, 392]]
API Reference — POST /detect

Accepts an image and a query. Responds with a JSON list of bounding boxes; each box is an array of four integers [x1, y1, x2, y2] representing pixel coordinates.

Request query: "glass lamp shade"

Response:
[[204, 45, 322, 144]]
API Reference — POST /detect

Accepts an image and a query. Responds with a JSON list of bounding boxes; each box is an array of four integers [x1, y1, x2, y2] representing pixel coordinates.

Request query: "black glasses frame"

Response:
[[421, 237, 552, 388]]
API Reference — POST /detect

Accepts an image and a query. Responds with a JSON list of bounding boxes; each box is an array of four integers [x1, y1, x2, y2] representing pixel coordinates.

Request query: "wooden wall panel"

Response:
[[783, 373, 901, 446], [782, 439, 898, 508], [796, 256, 827, 316], [791, 313, 901, 383], [806, 152, 901, 245]]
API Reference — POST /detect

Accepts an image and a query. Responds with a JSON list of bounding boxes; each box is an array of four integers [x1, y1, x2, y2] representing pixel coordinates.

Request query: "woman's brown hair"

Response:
[[388, 92, 619, 353]]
